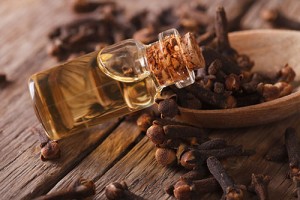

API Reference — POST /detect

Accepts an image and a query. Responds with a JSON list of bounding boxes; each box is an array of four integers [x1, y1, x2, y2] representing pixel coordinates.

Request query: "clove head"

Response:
[[73, 178, 96, 197], [105, 181, 128, 200], [225, 73, 241, 92], [180, 150, 202, 170], [155, 148, 176, 166], [146, 124, 166, 145], [40, 140, 61, 161], [226, 187, 244, 200], [277, 64, 296, 83], [157, 98, 179, 118], [173, 179, 193, 200]]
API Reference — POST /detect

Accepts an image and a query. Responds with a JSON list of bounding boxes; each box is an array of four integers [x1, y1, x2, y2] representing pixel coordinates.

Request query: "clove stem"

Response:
[[248, 173, 271, 200], [285, 127, 300, 199], [207, 156, 244, 200], [34, 178, 95, 200]]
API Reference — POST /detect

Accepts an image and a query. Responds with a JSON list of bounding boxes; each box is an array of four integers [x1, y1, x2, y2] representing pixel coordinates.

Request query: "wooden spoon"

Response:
[[176, 29, 300, 128]]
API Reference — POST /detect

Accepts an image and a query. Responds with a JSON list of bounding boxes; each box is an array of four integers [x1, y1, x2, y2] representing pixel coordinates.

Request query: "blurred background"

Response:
[[1, 0, 300, 74]]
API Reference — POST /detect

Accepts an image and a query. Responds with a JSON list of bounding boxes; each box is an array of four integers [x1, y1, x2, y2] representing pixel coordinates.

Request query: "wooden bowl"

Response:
[[176, 30, 300, 128]]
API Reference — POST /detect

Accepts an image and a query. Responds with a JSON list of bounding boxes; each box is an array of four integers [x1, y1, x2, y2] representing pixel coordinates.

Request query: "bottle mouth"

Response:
[[145, 28, 198, 88], [97, 29, 205, 89], [97, 39, 150, 83]]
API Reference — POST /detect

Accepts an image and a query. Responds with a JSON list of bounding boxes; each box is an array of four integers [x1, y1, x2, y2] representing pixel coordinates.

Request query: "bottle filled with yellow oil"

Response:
[[29, 29, 205, 139]]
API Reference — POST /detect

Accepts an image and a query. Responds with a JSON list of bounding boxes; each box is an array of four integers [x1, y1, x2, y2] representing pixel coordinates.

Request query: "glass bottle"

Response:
[[29, 29, 205, 140]]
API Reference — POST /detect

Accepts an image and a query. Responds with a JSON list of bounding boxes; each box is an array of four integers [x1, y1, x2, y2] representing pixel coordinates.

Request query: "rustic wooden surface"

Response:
[[1, 0, 300, 199]]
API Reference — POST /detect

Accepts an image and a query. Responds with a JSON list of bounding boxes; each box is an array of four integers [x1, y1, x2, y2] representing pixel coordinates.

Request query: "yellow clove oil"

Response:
[[29, 29, 204, 139]]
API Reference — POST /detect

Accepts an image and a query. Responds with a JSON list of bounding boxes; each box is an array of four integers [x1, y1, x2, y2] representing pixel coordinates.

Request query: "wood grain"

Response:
[[0, 120, 120, 200], [1, 0, 300, 200], [95, 114, 299, 200], [47, 119, 143, 196], [0, 1, 121, 199]]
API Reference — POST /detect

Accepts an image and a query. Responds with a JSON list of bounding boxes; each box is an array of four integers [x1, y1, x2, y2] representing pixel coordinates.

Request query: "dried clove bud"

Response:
[[198, 145, 252, 160], [180, 167, 208, 181], [155, 147, 177, 166], [105, 181, 145, 199], [277, 64, 296, 83], [146, 124, 166, 145], [207, 156, 245, 200], [176, 144, 251, 170], [257, 82, 293, 102], [208, 59, 222, 75], [173, 177, 220, 199], [48, 18, 114, 61], [179, 149, 203, 170], [136, 113, 154, 132], [186, 82, 237, 109], [201, 46, 241, 75], [40, 140, 61, 161], [105, 181, 129, 200], [197, 138, 227, 150], [236, 54, 254, 71], [213, 82, 225, 94], [32, 126, 60, 161], [261, 8, 300, 30], [152, 118, 191, 127], [157, 98, 179, 118], [215, 6, 237, 58], [285, 128, 300, 179], [225, 73, 241, 92], [170, 86, 202, 109], [164, 167, 209, 196], [35, 178, 95, 200], [248, 173, 271, 200]]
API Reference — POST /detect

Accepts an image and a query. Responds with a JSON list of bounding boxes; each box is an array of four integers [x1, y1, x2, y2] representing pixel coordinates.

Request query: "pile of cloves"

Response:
[[48, 1, 296, 108], [48, 1, 214, 61], [145, 117, 259, 199], [43, 1, 300, 199], [32, 126, 61, 161], [159, 6, 296, 111]]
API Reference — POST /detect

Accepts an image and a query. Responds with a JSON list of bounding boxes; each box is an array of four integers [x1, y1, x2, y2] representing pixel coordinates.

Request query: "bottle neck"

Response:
[[97, 28, 205, 90], [145, 29, 204, 89]]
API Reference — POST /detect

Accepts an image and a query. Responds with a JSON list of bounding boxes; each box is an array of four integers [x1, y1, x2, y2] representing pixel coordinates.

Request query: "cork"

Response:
[[145, 32, 205, 87]]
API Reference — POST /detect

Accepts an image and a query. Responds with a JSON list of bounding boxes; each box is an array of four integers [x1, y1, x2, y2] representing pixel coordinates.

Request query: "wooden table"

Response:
[[1, 0, 300, 199]]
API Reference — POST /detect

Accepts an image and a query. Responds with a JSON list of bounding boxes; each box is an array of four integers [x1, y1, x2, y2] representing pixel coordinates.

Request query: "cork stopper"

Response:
[[145, 29, 205, 88]]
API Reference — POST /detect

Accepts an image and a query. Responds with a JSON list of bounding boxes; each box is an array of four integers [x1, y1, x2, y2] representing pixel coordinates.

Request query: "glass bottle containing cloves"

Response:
[[29, 29, 205, 140]]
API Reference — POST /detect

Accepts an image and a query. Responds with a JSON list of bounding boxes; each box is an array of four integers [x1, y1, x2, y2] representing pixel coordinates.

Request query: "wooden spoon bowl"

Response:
[[176, 30, 300, 128]]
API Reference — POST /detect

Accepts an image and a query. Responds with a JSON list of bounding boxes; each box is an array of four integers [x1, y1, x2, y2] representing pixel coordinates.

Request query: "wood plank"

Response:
[[2, 0, 300, 200], [0, 120, 119, 200], [46, 119, 143, 196], [94, 137, 177, 200], [0, 1, 122, 199], [88, 114, 300, 200]]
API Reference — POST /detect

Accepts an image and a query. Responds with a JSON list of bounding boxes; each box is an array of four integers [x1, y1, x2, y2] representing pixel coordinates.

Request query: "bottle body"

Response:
[[29, 51, 157, 139], [29, 29, 205, 140]]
